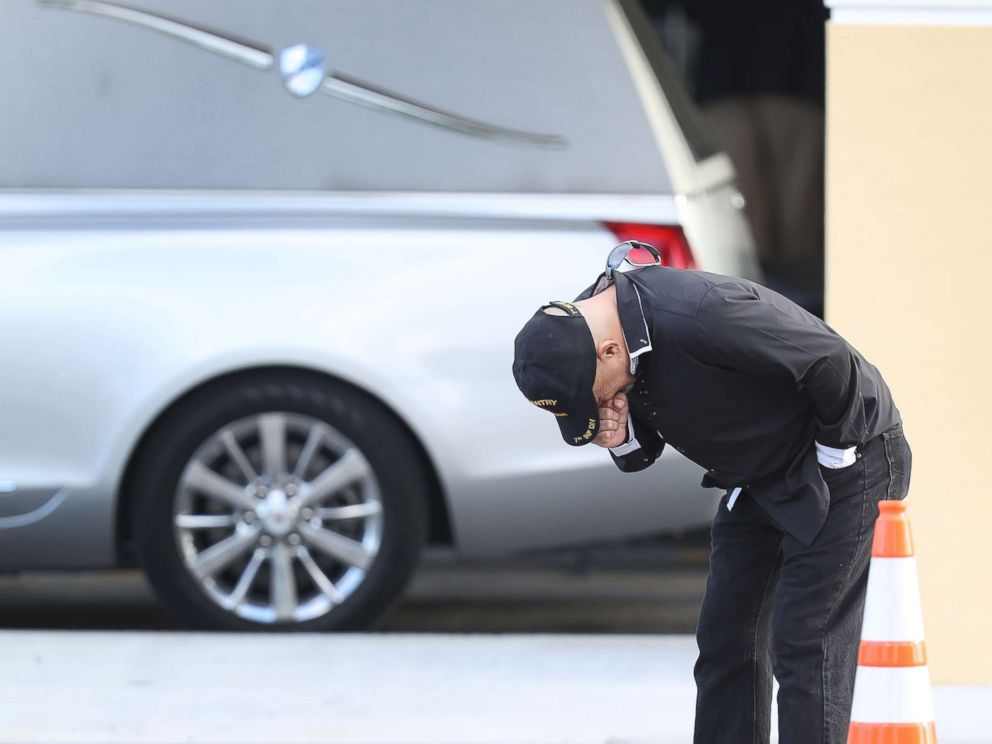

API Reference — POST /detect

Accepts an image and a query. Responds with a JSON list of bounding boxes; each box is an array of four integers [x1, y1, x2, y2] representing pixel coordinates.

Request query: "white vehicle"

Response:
[[0, 0, 759, 630]]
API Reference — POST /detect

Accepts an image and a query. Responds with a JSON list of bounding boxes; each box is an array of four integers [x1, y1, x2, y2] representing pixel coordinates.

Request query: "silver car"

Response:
[[0, 0, 759, 629]]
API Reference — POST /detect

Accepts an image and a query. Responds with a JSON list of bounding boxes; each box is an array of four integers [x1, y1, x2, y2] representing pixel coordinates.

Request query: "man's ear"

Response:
[[596, 339, 623, 361]]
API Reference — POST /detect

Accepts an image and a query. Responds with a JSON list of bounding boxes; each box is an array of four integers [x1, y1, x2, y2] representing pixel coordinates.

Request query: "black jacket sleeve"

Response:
[[609, 414, 667, 473], [691, 282, 868, 448]]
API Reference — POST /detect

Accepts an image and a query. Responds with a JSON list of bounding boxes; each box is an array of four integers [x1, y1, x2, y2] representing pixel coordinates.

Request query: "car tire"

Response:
[[130, 371, 429, 631]]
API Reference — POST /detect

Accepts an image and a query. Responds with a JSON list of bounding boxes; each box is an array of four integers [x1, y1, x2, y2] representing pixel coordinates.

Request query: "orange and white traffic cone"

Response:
[[848, 500, 937, 743]]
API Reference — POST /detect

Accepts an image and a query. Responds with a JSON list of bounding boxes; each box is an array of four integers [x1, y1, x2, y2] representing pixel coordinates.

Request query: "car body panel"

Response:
[[678, 183, 761, 279], [1, 0, 672, 194], [0, 0, 756, 573], [0, 195, 728, 567]]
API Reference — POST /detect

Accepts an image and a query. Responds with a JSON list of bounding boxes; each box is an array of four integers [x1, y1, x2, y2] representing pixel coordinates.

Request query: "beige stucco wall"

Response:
[[826, 22, 992, 684]]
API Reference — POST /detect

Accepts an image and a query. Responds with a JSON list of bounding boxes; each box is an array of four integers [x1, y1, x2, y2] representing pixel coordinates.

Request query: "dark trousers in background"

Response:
[[701, 95, 825, 273], [692, 426, 913, 744]]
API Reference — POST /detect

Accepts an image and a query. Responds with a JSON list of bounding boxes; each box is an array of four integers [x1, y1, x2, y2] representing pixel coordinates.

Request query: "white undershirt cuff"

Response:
[[609, 417, 641, 456], [815, 441, 858, 469]]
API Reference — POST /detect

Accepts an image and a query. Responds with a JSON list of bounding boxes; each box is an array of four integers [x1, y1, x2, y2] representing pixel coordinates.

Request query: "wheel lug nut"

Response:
[[257, 485, 268, 497], [300, 507, 313, 520], [259, 535, 272, 547], [243, 511, 256, 523], [285, 483, 298, 496], [288, 534, 301, 546]]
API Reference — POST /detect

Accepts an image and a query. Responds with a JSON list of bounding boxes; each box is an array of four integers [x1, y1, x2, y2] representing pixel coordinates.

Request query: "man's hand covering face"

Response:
[[593, 393, 629, 448]]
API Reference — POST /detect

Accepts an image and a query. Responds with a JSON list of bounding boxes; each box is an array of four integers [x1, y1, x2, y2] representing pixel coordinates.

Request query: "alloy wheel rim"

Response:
[[173, 412, 383, 624]]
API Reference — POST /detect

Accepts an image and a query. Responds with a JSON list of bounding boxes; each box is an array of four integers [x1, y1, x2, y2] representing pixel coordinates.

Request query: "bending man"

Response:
[[511, 243, 912, 743]]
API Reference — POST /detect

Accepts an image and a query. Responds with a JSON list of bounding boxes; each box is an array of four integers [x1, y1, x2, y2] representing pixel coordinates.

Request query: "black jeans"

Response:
[[693, 426, 913, 744]]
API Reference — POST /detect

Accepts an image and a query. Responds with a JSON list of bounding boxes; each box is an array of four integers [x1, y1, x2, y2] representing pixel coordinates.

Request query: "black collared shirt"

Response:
[[576, 266, 901, 545]]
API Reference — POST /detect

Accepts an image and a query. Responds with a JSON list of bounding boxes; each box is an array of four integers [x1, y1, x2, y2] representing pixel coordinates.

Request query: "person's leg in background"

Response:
[[759, 95, 826, 313], [693, 491, 783, 744], [759, 96, 825, 272], [701, 97, 780, 270], [770, 427, 913, 743]]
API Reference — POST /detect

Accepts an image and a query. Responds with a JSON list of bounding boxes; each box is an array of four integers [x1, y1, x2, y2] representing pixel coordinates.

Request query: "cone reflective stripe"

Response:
[[848, 501, 937, 744]]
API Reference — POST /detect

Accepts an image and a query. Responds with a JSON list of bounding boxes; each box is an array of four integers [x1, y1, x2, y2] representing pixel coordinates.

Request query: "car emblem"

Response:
[[37, 0, 567, 148], [278, 44, 327, 99]]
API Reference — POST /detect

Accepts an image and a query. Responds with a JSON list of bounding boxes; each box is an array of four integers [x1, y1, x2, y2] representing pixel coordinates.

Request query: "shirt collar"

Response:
[[614, 272, 653, 373], [575, 270, 653, 374]]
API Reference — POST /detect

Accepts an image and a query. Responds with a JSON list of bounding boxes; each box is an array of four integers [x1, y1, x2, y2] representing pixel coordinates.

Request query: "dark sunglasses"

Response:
[[605, 240, 662, 278]]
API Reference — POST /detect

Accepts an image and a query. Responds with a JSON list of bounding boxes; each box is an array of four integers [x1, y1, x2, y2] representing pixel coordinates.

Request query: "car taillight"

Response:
[[604, 222, 697, 270]]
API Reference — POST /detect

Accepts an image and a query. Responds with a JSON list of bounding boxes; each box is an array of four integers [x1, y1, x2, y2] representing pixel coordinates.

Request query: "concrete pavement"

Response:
[[1, 631, 988, 744]]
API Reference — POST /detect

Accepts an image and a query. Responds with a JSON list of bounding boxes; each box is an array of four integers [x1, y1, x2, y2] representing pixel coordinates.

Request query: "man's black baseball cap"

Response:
[[512, 300, 600, 446]]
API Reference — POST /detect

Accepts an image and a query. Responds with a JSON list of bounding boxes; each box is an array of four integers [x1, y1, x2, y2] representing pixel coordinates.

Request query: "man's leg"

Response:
[[771, 430, 907, 743], [693, 491, 783, 744]]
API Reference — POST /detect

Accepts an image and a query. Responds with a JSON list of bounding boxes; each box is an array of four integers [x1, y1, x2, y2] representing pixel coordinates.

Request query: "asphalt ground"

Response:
[[0, 535, 710, 633], [0, 535, 708, 634]]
